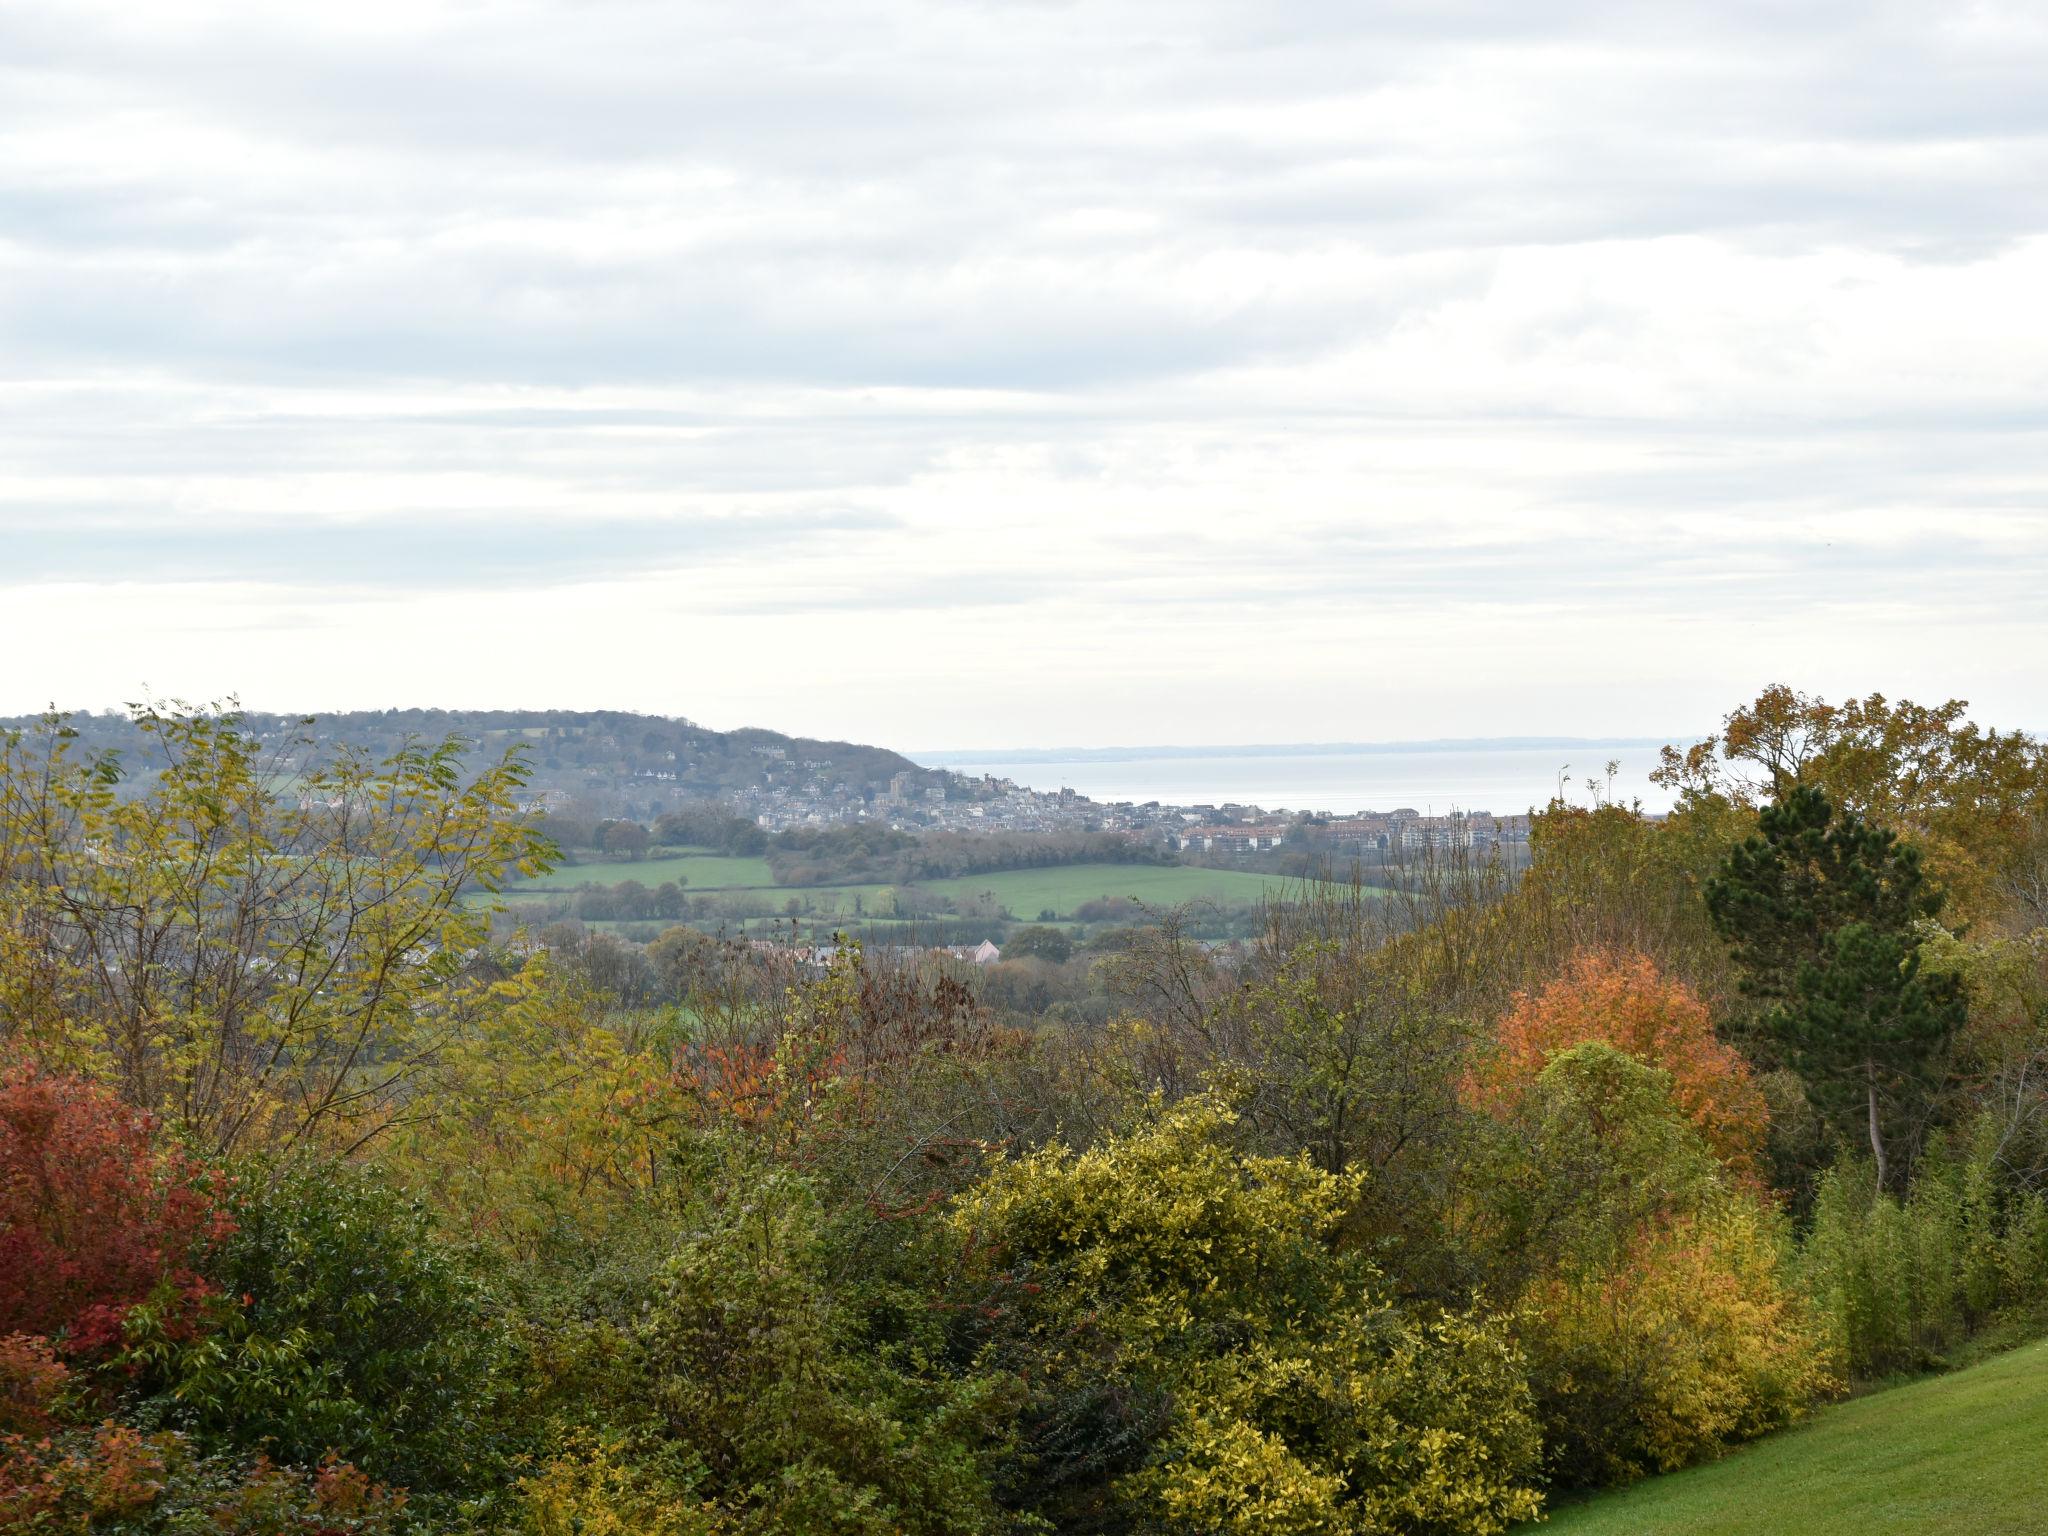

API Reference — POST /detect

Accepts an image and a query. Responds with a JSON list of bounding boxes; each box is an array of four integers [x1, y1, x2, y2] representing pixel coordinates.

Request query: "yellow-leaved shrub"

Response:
[[515, 1433, 714, 1536], [952, 1093, 1544, 1535], [1518, 1195, 1839, 1485]]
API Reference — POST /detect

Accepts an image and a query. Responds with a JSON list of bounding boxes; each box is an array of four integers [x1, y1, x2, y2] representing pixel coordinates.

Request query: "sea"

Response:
[[912, 740, 1679, 817]]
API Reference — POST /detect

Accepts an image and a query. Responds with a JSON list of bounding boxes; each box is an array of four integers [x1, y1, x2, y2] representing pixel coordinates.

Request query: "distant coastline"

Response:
[[913, 738, 1679, 816], [912, 736, 1677, 767]]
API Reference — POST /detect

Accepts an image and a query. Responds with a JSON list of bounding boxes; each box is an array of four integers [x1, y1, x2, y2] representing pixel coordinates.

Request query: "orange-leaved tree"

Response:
[[0, 1064, 232, 1356], [1471, 950, 1768, 1179]]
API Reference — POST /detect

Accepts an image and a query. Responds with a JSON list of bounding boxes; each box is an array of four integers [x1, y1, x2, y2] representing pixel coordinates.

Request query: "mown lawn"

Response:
[[1537, 1337, 2048, 1535]]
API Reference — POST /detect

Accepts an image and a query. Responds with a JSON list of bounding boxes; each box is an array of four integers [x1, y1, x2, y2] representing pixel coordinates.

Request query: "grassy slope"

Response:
[[1538, 1337, 2048, 1536]]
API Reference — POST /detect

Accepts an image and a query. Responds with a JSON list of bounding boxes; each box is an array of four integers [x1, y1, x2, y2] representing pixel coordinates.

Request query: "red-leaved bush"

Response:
[[1470, 951, 1770, 1180], [0, 1065, 231, 1357]]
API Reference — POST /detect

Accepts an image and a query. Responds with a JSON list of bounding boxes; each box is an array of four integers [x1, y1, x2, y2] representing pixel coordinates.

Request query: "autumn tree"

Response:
[[1706, 785, 1965, 1190], [0, 1065, 229, 1355], [1470, 950, 1769, 1180], [0, 704, 551, 1154], [1657, 685, 2048, 921]]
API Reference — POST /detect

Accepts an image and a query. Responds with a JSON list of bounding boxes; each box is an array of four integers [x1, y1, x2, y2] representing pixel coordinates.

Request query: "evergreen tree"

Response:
[[1705, 785, 1964, 1190]]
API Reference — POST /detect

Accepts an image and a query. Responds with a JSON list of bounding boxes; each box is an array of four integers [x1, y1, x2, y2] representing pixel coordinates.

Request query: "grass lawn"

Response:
[[1537, 1337, 2048, 1535]]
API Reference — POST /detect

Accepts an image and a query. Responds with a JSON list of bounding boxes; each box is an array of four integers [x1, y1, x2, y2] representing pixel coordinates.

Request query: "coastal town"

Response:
[[718, 754, 1534, 856]]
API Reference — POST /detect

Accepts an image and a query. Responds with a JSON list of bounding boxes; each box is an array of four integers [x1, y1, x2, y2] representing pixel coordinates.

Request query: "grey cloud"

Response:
[[0, 509, 899, 588], [4, 2, 2046, 394]]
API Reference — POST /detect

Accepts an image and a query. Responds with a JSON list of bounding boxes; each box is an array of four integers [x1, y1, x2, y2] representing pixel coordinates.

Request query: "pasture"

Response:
[[520, 852, 777, 890], [487, 855, 1346, 920]]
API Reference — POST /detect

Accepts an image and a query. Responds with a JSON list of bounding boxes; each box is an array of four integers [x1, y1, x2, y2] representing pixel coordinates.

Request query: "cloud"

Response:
[[0, 508, 898, 587], [0, 1, 2042, 745]]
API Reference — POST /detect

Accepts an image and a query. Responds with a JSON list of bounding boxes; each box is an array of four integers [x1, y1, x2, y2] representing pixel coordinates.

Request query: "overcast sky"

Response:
[[2, 0, 2044, 749]]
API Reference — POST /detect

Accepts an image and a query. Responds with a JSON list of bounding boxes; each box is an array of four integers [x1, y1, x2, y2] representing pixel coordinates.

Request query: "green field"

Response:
[[909, 863, 1324, 916], [491, 856, 1339, 921], [523, 853, 777, 890], [1538, 1337, 2048, 1535]]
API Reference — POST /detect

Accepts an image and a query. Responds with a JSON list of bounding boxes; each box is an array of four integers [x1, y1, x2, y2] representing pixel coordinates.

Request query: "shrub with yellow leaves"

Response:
[[952, 1092, 1544, 1535]]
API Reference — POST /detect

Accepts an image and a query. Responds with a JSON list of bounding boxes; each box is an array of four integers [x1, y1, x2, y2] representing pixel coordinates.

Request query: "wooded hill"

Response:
[[0, 706, 918, 807]]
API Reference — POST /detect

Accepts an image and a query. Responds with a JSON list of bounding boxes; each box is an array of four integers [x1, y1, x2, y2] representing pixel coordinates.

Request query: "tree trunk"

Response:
[[1867, 1059, 1888, 1194]]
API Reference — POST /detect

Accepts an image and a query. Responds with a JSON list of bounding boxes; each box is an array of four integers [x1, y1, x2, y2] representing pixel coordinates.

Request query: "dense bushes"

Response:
[[0, 1330, 405, 1534], [1, 1424, 407, 1536], [1517, 1200, 1836, 1485], [953, 1095, 1544, 1535], [130, 1162, 510, 1497], [1799, 1120, 2048, 1378], [0, 1065, 230, 1357], [627, 1156, 1013, 1536], [1465, 1041, 1837, 1485]]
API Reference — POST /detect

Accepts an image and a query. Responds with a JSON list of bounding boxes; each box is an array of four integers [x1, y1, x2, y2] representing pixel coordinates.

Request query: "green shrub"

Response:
[[125, 1161, 510, 1498], [617, 1145, 1014, 1536], [1796, 1116, 2048, 1378], [0, 1421, 405, 1536]]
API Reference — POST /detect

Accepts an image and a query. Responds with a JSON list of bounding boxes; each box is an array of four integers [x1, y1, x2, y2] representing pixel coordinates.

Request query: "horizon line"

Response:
[[911, 735, 1683, 764]]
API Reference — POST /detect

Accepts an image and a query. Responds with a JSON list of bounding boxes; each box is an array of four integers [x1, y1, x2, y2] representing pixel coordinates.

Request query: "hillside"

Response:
[[1, 707, 918, 811], [1540, 1338, 2048, 1535]]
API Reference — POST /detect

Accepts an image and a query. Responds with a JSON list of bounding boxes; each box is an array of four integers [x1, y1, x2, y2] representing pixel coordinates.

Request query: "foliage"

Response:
[[1468, 1043, 1720, 1289], [1517, 1199, 1837, 1487], [1797, 1119, 2048, 1379], [1540, 1337, 2048, 1536], [1470, 1043, 1835, 1485], [0, 1421, 406, 1535], [1490, 799, 1746, 1014], [1655, 685, 2048, 922], [0, 703, 552, 1155], [126, 1160, 509, 1496], [953, 1094, 1544, 1535], [1922, 924, 2048, 1192], [654, 803, 770, 856], [0, 1333, 68, 1436], [379, 962, 684, 1255], [1707, 785, 1966, 1188], [512, 1432, 713, 1536], [1003, 925, 1075, 964], [1470, 950, 1769, 1179], [0, 1065, 230, 1358], [601, 819, 651, 859], [614, 1143, 1015, 1536]]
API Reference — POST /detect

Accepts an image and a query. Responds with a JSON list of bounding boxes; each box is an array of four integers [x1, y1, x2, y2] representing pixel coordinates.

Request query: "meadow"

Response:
[[1538, 1338, 2048, 1536], [517, 851, 777, 890], [495, 851, 1340, 921]]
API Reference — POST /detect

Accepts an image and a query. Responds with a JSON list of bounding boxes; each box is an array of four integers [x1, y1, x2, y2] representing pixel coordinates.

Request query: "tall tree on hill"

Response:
[[1705, 784, 1965, 1190], [1656, 684, 2048, 922]]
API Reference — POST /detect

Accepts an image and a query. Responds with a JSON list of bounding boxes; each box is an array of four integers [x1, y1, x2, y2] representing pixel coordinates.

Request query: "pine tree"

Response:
[[1705, 785, 1964, 1190]]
